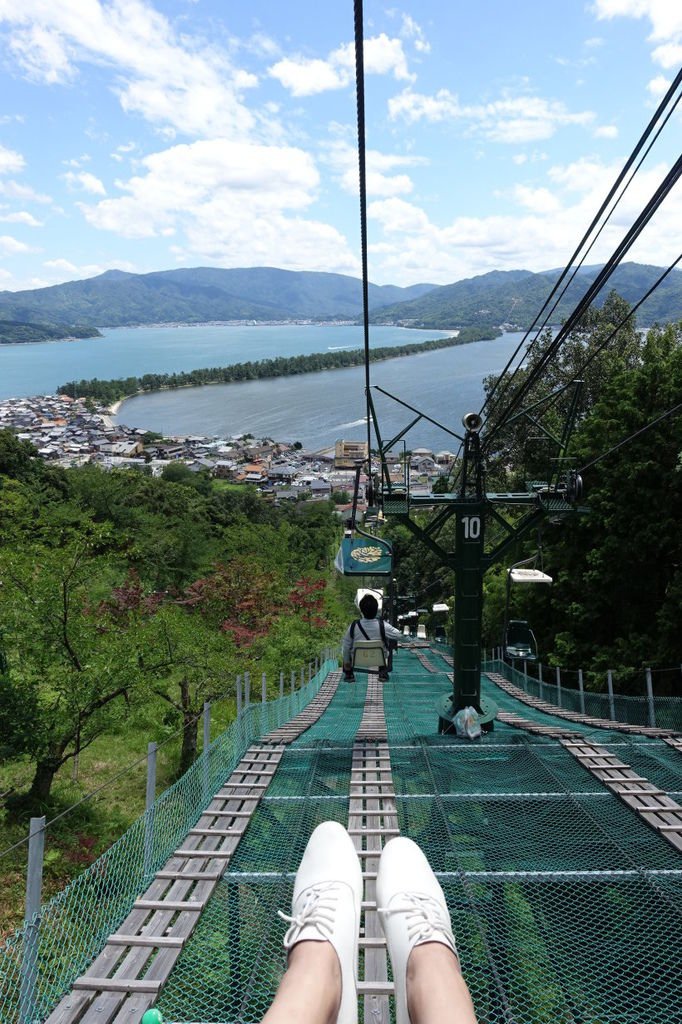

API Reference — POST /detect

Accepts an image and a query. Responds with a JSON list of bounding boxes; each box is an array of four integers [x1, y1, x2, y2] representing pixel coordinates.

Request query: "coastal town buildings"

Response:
[[0, 394, 453, 501]]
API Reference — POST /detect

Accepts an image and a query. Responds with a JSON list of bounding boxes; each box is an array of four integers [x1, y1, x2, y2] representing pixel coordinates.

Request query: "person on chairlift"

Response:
[[342, 593, 402, 682]]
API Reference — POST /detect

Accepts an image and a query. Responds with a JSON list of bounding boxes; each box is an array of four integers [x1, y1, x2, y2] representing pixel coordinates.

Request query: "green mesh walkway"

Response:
[[157, 649, 682, 1023]]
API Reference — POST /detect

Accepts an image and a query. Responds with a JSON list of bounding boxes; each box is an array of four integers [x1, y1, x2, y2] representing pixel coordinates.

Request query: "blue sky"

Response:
[[0, 0, 680, 291]]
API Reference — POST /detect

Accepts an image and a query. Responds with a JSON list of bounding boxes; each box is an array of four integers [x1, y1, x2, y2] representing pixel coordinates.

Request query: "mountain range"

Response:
[[368, 263, 682, 329], [0, 262, 680, 340]]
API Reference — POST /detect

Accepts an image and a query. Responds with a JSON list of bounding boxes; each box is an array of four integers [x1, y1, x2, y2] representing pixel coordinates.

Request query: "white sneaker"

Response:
[[377, 837, 459, 1024], [279, 821, 362, 1024]]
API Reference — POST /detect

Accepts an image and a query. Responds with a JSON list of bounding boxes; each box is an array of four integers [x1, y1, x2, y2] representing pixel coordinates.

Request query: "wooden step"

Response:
[[73, 978, 162, 993], [156, 870, 222, 881], [134, 899, 204, 912], [174, 848, 232, 859], [108, 934, 185, 948], [358, 981, 394, 995]]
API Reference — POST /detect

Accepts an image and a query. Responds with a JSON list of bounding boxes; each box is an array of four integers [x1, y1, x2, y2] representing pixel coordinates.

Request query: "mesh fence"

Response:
[[155, 647, 682, 1023], [0, 657, 337, 1024], [496, 659, 682, 731]]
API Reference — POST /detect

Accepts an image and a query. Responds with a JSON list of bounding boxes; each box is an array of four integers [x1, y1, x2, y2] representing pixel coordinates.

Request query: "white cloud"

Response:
[[512, 185, 562, 214], [650, 41, 682, 68], [38, 256, 139, 286], [0, 179, 52, 203], [0, 143, 25, 175], [110, 142, 136, 162], [77, 138, 358, 275], [0, 234, 31, 254], [647, 74, 671, 97], [325, 140, 425, 198], [64, 171, 107, 195], [400, 14, 430, 53], [592, 1, 682, 67], [0, 210, 43, 226], [389, 88, 595, 142], [593, 124, 618, 137], [584, 36, 605, 47], [62, 154, 91, 168], [364, 157, 682, 285], [268, 57, 347, 97], [592, 2, 682, 41], [8, 23, 75, 83], [268, 32, 413, 97], [0, 0, 258, 139], [43, 258, 78, 273]]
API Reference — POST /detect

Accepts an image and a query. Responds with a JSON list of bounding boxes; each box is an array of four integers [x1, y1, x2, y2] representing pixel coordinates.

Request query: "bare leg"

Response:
[[261, 941, 341, 1024], [406, 943, 478, 1024]]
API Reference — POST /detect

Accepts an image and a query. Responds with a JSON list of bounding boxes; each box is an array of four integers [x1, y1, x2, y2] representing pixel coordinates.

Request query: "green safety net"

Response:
[[155, 648, 682, 1024], [0, 660, 337, 1024]]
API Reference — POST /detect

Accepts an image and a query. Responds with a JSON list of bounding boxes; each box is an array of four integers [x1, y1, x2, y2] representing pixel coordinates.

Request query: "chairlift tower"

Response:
[[350, 384, 586, 732]]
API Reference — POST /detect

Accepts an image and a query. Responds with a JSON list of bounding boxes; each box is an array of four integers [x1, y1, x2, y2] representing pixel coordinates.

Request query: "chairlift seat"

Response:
[[417, 624, 427, 640], [352, 639, 387, 670], [509, 568, 553, 584], [432, 602, 450, 613], [402, 625, 411, 636], [334, 531, 393, 577]]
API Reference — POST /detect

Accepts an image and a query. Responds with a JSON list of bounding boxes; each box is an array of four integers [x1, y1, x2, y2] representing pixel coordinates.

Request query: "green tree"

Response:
[[0, 528, 142, 803]]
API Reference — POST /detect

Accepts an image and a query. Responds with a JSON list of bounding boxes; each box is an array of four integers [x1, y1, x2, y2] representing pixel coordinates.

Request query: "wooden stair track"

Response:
[[495, 706, 682, 854], [45, 670, 343, 1024], [348, 674, 400, 1024]]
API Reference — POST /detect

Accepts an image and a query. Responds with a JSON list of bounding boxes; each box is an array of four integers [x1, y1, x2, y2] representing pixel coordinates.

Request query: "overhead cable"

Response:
[[483, 152, 682, 448], [353, 0, 373, 475], [481, 66, 682, 425]]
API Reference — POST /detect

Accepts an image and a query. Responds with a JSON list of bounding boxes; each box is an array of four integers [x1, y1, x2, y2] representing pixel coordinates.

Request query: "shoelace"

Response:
[[278, 883, 340, 949], [378, 892, 456, 949]]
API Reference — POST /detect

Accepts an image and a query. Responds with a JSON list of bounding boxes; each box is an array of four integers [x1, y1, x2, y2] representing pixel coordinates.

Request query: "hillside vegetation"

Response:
[[0, 320, 102, 344], [2, 262, 681, 336], [370, 262, 682, 329], [0, 267, 436, 328], [0, 446, 355, 930]]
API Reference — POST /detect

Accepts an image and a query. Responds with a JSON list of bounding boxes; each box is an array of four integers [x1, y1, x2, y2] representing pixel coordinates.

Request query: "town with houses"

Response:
[[0, 393, 456, 507]]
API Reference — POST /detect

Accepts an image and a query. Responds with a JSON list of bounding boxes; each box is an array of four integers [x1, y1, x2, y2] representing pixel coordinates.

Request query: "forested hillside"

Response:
[[0, 441, 353, 928], [0, 320, 102, 344], [0, 267, 436, 328], [371, 263, 682, 329]]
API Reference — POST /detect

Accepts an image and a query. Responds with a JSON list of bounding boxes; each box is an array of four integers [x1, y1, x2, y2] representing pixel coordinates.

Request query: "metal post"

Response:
[[308, 662, 312, 684], [261, 673, 267, 704], [291, 670, 296, 695], [556, 666, 562, 708], [236, 675, 242, 718], [578, 668, 585, 714], [538, 662, 544, 700], [20, 816, 46, 1024], [646, 667, 656, 727], [606, 670, 615, 721], [279, 671, 284, 700], [244, 672, 251, 707], [522, 660, 528, 689], [453, 503, 485, 711], [144, 741, 157, 878], [203, 702, 211, 800], [300, 666, 305, 689]]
